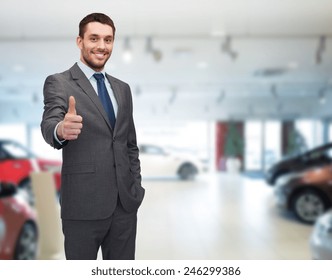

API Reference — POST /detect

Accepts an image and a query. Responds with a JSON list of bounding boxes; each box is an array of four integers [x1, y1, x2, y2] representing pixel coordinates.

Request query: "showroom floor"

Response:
[[135, 172, 313, 260]]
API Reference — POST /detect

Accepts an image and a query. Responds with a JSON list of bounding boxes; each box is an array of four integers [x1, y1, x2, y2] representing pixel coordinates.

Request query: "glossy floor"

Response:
[[136, 172, 313, 260]]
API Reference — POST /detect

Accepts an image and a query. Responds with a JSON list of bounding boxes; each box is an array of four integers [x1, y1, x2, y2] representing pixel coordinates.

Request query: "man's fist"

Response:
[[57, 96, 83, 141]]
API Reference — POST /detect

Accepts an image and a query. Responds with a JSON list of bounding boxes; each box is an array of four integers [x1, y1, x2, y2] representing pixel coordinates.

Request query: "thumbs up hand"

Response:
[[68, 95, 77, 115], [57, 96, 83, 141]]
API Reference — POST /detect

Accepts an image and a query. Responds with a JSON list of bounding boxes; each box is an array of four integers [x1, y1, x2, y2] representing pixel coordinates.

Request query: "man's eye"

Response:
[[90, 38, 97, 42], [105, 39, 113, 43]]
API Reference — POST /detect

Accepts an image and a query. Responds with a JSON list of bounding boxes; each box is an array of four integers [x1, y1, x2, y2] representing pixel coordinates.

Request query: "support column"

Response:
[[215, 122, 227, 171], [215, 121, 244, 171], [281, 121, 294, 156]]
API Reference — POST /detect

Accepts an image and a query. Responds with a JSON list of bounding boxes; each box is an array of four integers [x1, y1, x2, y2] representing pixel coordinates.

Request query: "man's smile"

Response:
[[92, 52, 108, 59]]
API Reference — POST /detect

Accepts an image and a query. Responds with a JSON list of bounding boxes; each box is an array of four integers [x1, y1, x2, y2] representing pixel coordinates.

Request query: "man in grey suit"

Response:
[[41, 13, 145, 260]]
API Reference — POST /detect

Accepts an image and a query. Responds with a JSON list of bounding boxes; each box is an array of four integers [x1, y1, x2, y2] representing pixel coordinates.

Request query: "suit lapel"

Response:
[[69, 63, 113, 132]]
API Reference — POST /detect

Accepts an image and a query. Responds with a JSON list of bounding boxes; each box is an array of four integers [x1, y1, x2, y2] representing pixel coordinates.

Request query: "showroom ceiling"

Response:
[[1, 0, 332, 124]]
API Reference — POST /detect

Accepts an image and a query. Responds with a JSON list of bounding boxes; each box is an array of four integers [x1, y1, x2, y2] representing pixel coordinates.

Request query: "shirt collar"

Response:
[[77, 60, 106, 80]]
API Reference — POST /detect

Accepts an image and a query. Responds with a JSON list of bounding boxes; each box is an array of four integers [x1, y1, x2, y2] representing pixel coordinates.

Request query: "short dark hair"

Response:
[[79, 13, 116, 38]]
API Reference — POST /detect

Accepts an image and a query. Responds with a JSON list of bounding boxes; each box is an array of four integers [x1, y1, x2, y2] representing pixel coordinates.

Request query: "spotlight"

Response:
[[270, 84, 278, 99], [122, 37, 132, 63], [169, 87, 177, 104], [217, 90, 225, 103], [316, 36, 326, 64], [146, 37, 162, 62], [221, 36, 238, 60], [318, 88, 326, 104]]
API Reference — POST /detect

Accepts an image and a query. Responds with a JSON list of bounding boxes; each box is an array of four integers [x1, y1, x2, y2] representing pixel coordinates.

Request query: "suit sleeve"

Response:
[[40, 75, 69, 150], [126, 84, 142, 187]]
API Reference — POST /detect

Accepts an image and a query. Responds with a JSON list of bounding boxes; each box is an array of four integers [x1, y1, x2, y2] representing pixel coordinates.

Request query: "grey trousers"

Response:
[[62, 199, 138, 260]]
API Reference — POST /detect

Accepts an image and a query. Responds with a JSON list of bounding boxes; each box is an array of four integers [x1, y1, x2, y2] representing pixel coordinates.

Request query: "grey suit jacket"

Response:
[[41, 63, 145, 220]]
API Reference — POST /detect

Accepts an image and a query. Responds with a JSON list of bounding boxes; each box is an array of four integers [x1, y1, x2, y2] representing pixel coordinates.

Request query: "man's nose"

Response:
[[97, 40, 106, 49]]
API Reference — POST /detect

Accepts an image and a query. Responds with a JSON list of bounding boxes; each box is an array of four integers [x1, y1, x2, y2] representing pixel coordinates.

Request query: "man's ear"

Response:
[[76, 36, 83, 49]]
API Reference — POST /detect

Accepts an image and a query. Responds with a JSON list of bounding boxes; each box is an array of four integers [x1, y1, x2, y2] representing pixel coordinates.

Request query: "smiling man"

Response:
[[41, 13, 145, 260]]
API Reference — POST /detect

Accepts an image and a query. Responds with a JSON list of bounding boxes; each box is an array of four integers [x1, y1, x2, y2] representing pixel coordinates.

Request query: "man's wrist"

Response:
[[54, 121, 66, 145]]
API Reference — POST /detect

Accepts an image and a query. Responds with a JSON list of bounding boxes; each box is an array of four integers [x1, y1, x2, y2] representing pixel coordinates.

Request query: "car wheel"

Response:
[[178, 163, 197, 180], [13, 222, 38, 260], [291, 190, 328, 224]]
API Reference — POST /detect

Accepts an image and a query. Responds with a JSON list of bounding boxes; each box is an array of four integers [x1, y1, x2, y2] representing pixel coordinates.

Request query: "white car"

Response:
[[310, 209, 332, 259], [138, 144, 202, 180]]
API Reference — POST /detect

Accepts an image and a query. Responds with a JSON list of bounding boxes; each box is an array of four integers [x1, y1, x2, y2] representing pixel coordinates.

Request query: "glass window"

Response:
[[2, 141, 33, 158], [0, 124, 27, 146], [264, 121, 281, 170], [31, 127, 62, 160], [328, 122, 332, 142], [245, 121, 263, 170], [295, 120, 323, 150], [244, 120, 282, 171]]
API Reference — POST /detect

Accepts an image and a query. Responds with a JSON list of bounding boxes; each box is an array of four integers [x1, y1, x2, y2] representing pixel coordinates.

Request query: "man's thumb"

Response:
[[68, 96, 76, 114]]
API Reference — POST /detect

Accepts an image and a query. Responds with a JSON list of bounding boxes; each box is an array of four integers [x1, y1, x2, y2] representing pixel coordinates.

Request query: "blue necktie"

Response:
[[93, 73, 116, 129]]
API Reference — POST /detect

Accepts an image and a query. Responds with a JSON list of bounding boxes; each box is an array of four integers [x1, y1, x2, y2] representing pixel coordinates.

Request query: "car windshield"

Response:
[[141, 145, 165, 155], [306, 146, 332, 159], [1, 141, 35, 159]]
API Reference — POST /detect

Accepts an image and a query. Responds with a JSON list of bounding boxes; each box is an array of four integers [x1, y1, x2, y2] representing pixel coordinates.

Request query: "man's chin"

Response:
[[84, 60, 107, 71]]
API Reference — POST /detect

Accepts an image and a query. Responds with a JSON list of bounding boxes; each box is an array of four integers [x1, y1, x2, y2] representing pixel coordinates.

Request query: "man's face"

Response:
[[77, 22, 114, 72]]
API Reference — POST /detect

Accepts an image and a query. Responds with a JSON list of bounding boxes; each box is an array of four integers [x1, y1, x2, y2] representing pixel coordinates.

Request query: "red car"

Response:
[[0, 139, 61, 198], [0, 182, 38, 259]]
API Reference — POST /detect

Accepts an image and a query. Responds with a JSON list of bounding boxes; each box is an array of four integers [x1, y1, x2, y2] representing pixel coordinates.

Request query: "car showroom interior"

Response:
[[1, 0, 332, 260]]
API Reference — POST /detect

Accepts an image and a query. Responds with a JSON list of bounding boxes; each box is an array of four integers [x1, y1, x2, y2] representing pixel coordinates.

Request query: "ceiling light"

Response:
[[123, 51, 132, 63], [122, 37, 132, 63]]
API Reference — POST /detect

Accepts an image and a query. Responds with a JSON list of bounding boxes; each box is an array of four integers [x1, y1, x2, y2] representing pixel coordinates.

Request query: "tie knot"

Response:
[[93, 73, 104, 81]]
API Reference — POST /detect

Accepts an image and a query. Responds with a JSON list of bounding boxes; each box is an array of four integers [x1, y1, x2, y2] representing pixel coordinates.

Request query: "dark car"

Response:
[[0, 182, 38, 259], [274, 164, 332, 223], [266, 143, 332, 186]]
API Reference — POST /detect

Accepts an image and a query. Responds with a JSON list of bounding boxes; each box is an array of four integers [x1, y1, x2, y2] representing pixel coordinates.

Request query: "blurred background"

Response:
[[1, 0, 332, 260]]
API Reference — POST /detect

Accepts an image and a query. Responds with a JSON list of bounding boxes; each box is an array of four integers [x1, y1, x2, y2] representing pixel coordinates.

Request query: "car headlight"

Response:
[[314, 211, 332, 236], [275, 173, 302, 186]]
